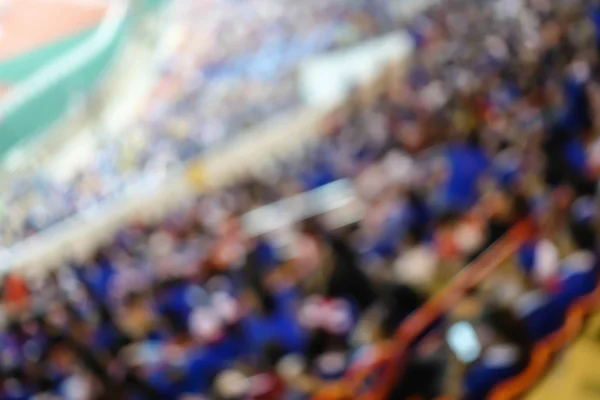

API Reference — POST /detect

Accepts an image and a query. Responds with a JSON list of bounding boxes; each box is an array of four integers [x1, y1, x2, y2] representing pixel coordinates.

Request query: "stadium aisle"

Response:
[[527, 312, 600, 400]]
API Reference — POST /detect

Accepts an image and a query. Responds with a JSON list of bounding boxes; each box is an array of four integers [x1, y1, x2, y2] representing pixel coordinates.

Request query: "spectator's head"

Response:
[[261, 341, 286, 370], [403, 223, 428, 249], [379, 283, 426, 339], [570, 219, 596, 251]]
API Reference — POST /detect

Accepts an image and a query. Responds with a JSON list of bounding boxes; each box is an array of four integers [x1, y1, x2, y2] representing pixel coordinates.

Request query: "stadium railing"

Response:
[[489, 281, 600, 399], [312, 220, 600, 400], [310, 221, 534, 400]]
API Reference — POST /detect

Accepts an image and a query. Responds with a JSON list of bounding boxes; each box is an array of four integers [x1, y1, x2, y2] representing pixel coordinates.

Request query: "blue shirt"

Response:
[[561, 76, 591, 135], [464, 362, 520, 400], [244, 289, 307, 355], [157, 282, 196, 323], [589, 4, 600, 40], [464, 345, 522, 400], [516, 291, 564, 342], [493, 149, 521, 188], [184, 334, 246, 394], [562, 136, 588, 175], [80, 259, 115, 302], [442, 144, 490, 212], [517, 240, 538, 277]]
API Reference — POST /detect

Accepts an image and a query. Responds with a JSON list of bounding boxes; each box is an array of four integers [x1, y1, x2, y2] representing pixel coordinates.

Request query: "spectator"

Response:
[[462, 307, 533, 400]]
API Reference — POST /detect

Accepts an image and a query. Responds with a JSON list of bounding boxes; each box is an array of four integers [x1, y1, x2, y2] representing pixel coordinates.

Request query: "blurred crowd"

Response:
[[2, 0, 600, 399], [0, 0, 401, 246]]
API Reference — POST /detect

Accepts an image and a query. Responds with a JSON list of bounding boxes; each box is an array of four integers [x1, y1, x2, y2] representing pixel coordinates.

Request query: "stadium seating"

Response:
[[2, 0, 600, 399], [0, 0, 405, 248]]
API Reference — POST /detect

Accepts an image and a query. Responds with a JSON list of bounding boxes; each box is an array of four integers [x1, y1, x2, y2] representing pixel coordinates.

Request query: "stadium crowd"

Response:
[[2, 0, 600, 399], [0, 0, 401, 247]]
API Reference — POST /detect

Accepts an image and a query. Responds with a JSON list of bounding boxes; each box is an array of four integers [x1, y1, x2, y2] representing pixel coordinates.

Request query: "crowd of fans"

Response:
[[0, 0, 402, 247], [2, 0, 600, 399]]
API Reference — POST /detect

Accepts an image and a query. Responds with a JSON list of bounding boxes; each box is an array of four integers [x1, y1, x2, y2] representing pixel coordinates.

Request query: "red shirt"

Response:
[[3, 274, 29, 308]]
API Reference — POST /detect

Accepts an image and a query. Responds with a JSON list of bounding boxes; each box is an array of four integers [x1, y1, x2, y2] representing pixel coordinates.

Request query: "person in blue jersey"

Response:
[[407, 189, 434, 234], [514, 286, 564, 342], [0, 321, 47, 400], [542, 74, 597, 196], [154, 278, 199, 328], [542, 121, 596, 196], [437, 130, 491, 214], [71, 267, 138, 355], [243, 271, 308, 358], [371, 188, 433, 263], [562, 60, 593, 135], [589, 0, 600, 52], [250, 238, 279, 273], [488, 74, 520, 113], [241, 238, 282, 296], [300, 156, 339, 191], [239, 236, 308, 359], [141, 305, 208, 399], [184, 332, 246, 396], [562, 133, 589, 177], [76, 248, 117, 304], [462, 307, 533, 400], [145, 358, 190, 399], [362, 194, 412, 262], [492, 141, 522, 190]]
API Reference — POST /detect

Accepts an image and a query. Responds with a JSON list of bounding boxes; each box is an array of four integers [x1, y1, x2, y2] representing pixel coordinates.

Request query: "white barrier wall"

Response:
[[297, 0, 442, 108], [242, 179, 363, 237], [298, 32, 414, 108]]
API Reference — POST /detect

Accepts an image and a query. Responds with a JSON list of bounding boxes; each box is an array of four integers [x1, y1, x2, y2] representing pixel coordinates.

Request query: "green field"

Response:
[[0, 28, 96, 84], [0, 0, 170, 159]]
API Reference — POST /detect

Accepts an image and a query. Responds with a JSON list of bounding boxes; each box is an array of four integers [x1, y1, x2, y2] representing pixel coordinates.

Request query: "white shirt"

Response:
[[61, 374, 91, 400], [393, 244, 438, 286], [533, 239, 559, 282], [382, 150, 415, 186], [355, 165, 387, 201]]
